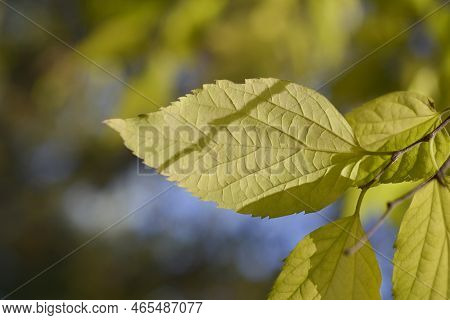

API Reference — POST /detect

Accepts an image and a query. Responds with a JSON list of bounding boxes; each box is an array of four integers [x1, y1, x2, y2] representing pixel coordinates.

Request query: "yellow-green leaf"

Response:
[[353, 129, 450, 185], [380, 130, 449, 183], [268, 215, 382, 299], [346, 91, 440, 152], [393, 180, 450, 299], [106, 78, 365, 217]]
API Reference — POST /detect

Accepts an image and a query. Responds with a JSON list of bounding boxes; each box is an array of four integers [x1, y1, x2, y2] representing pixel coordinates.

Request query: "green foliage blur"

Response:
[[0, 0, 449, 299]]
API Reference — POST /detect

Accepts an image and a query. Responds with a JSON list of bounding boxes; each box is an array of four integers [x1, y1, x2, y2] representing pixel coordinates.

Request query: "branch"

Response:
[[345, 155, 450, 256]]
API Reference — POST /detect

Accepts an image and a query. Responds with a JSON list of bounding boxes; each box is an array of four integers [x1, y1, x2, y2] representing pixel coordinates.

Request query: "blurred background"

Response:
[[0, 0, 449, 299]]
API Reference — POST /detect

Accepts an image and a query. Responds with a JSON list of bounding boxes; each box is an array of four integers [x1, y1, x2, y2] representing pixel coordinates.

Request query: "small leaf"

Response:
[[379, 130, 449, 183], [346, 91, 440, 152], [353, 129, 450, 185], [393, 180, 450, 299], [269, 215, 382, 299], [106, 78, 365, 217]]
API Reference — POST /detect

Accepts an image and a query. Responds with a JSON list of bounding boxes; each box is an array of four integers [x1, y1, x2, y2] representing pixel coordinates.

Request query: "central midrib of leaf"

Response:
[[164, 110, 362, 153]]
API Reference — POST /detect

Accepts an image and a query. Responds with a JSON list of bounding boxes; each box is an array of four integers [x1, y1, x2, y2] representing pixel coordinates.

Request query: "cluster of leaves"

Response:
[[2, 0, 449, 299], [107, 78, 449, 299]]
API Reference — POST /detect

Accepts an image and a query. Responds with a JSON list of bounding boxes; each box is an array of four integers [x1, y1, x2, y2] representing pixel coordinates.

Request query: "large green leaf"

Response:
[[393, 180, 450, 299], [106, 78, 366, 217], [269, 215, 382, 299]]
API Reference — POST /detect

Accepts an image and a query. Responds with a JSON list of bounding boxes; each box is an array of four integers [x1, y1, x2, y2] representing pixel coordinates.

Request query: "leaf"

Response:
[[106, 78, 366, 217], [346, 91, 440, 152], [379, 129, 449, 183], [268, 215, 382, 299], [353, 129, 450, 185], [393, 180, 450, 299]]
